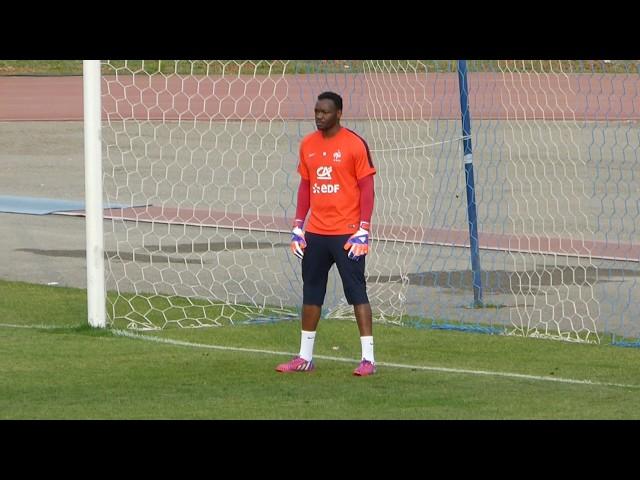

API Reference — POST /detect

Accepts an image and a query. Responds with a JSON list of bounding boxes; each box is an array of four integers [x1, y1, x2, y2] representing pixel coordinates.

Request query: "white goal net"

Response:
[[96, 60, 639, 344]]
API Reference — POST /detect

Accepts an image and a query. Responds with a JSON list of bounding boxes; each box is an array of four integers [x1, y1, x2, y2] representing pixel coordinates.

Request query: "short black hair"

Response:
[[317, 91, 343, 111]]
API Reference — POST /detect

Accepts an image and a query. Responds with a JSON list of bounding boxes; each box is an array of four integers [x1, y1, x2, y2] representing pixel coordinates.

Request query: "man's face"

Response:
[[314, 99, 341, 131]]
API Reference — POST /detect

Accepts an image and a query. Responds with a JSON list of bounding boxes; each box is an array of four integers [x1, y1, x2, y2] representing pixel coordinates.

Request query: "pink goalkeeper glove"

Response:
[[290, 219, 307, 260], [343, 221, 370, 261]]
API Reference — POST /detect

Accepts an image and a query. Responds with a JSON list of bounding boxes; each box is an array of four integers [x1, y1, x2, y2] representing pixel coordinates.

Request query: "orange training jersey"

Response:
[[297, 127, 376, 235]]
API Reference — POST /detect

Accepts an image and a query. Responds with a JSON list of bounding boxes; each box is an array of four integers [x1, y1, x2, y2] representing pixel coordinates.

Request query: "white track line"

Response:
[[112, 329, 640, 390]]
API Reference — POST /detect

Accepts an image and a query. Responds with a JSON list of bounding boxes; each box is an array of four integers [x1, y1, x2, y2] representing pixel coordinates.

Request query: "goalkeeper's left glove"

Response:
[[343, 221, 370, 261]]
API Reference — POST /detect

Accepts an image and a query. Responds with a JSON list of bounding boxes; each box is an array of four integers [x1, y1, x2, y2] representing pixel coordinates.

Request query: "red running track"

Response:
[[1, 73, 639, 121]]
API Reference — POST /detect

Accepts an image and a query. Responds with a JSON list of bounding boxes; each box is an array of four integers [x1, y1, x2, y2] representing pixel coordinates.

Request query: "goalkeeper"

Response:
[[276, 91, 377, 376]]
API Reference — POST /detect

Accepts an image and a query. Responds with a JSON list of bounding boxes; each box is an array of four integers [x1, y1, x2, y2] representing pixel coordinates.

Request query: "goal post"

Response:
[[83, 59, 106, 328], [456, 59, 483, 306]]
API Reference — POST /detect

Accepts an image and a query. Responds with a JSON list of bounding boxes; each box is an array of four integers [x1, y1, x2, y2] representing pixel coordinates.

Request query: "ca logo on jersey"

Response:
[[316, 166, 332, 180]]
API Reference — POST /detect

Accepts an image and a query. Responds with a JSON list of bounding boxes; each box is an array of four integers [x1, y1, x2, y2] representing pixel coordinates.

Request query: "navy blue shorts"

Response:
[[301, 232, 369, 306]]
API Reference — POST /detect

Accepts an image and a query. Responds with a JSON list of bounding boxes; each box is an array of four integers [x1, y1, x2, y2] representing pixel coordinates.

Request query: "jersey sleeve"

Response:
[[297, 141, 310, 180], [353, 136, 377, 180]]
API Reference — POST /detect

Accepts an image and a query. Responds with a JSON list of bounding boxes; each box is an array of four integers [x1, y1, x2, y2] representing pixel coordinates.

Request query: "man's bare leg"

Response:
[[353, 303, 372, 336], [301, 304, 322, 331]]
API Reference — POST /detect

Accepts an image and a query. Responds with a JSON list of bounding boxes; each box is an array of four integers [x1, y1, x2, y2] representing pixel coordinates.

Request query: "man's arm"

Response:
[[291, 178, 310, 259], [358, 174, 374, 225], [344, 174, 375, 261], [294, 178, 311, 226]]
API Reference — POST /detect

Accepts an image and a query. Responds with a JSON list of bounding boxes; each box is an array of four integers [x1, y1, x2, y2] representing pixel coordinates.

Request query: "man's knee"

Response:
[[344, 288, 369, 305]]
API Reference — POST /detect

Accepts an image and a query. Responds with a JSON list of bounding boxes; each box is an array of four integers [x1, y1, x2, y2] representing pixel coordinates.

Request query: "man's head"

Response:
[[315, 91, 342, 132]]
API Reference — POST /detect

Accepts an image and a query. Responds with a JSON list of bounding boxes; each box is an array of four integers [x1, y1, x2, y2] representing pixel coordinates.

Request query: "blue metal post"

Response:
[[457, 60, 483, 306]]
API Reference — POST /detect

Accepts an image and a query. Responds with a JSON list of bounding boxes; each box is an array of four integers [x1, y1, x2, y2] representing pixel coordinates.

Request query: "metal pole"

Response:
[[457, 60, 483, 306]]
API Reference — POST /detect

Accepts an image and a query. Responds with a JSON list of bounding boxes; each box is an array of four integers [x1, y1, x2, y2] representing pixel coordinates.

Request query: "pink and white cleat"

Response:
[[275, 356, 315, 373], [353, 359, 376, 376]]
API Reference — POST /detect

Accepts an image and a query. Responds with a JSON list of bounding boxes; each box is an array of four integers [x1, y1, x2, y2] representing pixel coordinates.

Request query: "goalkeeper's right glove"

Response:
[[290, 219, 307, 260]]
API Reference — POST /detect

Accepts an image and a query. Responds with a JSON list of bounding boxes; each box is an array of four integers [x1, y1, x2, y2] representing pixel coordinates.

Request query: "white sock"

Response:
[[360, 336, 374, 363], [299, 330, 316, 361]]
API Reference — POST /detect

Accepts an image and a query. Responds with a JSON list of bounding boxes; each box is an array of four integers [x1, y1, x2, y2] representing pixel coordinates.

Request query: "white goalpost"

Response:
[[83, 60, 106, 328]]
